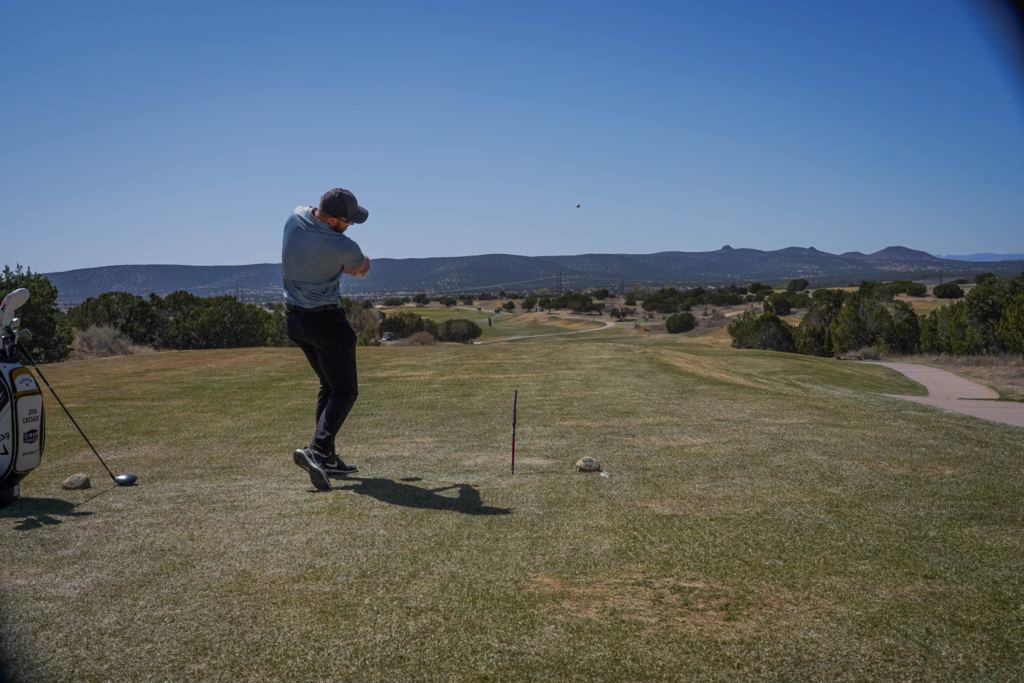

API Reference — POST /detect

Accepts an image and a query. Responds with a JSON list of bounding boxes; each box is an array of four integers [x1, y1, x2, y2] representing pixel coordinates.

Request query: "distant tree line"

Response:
[[380, 311, 483, 343], [727, 272, 1024, 357], [67, 291, 384, 350]]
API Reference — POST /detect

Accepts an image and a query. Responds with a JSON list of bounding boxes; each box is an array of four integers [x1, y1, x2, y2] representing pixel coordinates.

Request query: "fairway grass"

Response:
[[2, 326, 1023, 681], [384, 305, 605, 340]]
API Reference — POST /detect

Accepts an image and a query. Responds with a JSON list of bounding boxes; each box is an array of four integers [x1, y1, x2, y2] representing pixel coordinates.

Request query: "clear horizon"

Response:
[[3, 0, 1024, 273]]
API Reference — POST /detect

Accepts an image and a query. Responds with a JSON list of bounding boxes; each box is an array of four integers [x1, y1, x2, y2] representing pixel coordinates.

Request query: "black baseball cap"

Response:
[[319, 188, 369, 224]]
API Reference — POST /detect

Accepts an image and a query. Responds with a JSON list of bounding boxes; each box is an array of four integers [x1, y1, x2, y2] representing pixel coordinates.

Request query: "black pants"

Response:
[[286, 306, 359, 456]]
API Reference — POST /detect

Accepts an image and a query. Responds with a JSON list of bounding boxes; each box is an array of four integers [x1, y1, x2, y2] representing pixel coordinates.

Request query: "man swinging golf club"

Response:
[[282, 188, 371, 491]]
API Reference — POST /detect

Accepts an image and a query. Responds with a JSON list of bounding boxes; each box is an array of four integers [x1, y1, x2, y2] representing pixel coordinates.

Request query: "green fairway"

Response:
[[385, 305, 605, 340], [2, 326, 1023, 682]]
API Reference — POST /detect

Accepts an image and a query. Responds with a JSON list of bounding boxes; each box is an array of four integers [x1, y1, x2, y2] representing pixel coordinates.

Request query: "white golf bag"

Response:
[[0, 288, 45, 508]]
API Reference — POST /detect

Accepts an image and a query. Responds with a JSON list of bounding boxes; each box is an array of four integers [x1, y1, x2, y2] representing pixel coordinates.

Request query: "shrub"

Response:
[[975, 272, 997, 286], [795, 289, 845, 356], [951, 278, 970, 286], [787, 278, 810, 293], [933, 282, 964, 299], [438, 319, 482, 343], [348, 306, 381, 343], [502, 300, 516, 312], [997, 293, 1024, 355], [858, 346, 881, 360], [624, 292, 637, 306], [384, 297, 404, 307], [380, 311, 427, 339], [71, 325, 154, 360], [665, 312, 697, 334], [460, 295, 474, 305], [438, 296, 457, 307], [522, 296, 538, 312], [2, 265, 74, 362], [407, 331, 437, 346], [727, 311, 796, 352], [68, 290, 162, 347], [412, 293, 430, 305], [905, 282, 927, 297], [592, 288, 610, 300], [766, 293, 791, 316]]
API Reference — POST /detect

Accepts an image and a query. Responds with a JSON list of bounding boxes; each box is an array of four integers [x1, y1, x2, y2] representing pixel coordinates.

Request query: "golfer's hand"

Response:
[[344, 257, 371, 277]]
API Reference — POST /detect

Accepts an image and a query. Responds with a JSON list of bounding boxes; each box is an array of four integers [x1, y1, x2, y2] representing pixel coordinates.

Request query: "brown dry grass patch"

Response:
[[526, 574, 827, 638], [663, 351, 760, 388], [510, 312, 603, 331]]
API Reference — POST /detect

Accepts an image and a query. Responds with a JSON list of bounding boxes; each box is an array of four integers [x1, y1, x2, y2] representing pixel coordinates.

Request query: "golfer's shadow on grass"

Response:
[[336, 478, 510, 515], [0, 497, 95, 531]]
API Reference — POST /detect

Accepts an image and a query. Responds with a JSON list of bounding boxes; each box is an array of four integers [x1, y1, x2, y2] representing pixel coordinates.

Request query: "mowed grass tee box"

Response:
[[2, 326, 1023, 682]]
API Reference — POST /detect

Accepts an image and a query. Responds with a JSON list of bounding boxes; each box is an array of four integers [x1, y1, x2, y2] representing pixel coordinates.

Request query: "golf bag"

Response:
[[0, 288, 44, 509]]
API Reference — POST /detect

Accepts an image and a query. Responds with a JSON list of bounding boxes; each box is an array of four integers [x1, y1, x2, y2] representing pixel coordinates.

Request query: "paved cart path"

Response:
[[868, 362, 1024, 428]]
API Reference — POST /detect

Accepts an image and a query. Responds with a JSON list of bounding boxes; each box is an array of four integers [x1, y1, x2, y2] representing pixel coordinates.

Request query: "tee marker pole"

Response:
[[511, 390, 518, 475]]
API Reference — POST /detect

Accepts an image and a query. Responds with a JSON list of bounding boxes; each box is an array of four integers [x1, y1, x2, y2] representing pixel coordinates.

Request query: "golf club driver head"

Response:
[[114, 474, 138, 487]]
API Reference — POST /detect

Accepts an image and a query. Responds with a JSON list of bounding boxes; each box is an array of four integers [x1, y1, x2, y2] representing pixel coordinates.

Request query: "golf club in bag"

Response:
[[0, 288, 136, 509]]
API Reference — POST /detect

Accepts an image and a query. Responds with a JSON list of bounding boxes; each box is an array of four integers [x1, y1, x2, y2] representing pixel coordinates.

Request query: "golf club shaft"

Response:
[[16, 342, 117, 482]]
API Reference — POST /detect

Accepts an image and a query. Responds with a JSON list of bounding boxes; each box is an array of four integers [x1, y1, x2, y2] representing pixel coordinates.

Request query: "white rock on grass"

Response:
[[62, 473, 91, 490]]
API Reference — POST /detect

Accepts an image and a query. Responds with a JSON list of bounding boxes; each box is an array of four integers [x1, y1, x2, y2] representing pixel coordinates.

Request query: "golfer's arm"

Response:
[[343, 257, 371, 276]]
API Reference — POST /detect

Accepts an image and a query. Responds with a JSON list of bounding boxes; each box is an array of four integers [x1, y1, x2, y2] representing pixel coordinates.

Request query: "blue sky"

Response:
[[2, 0, 1023, 272]]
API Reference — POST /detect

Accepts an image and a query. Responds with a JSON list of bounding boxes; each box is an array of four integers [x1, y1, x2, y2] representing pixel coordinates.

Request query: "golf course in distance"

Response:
[[2, 324, 1022, 682]]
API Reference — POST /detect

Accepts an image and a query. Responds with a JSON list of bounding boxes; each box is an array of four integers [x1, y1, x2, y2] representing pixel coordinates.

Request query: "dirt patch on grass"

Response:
[[663, 351, 759, 388], [527, 574, 826, 638]]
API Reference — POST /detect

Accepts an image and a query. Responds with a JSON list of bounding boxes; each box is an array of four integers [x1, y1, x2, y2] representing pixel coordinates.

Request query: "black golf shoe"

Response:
[[293, 448, 332, 491], [322, 454, 359, 477]]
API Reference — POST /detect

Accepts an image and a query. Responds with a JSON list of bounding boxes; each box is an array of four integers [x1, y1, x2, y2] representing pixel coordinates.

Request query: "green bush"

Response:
[[727, 311, 796, 352], [381, 311, 428, 339], [766, 293, 791, 316], [905, 282, 927, 297], [665, 312, 697, 334], [439, 318, 482, 343], [795, 289, 845, 356], [502, 300, 516, 312], [996, 293, 1024, 355], [787, 278, 809, 293], [933, 283, 964, 299], [974, 272, 997, 286], [1, 265, 73, 362], [623, 292, 637, 306], [383, 297, 404, 307], [438, 297, 457, 307], [68, 290, 163, 347], [412, 293, 430, 304]]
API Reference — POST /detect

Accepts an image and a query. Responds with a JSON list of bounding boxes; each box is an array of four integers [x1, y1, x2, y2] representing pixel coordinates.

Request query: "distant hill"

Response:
[[938, 252, 1024, 262], [43, 246, 1024, 305]]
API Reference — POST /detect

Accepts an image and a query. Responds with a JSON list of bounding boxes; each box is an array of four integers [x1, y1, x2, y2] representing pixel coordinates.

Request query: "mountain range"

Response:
[[42, 246, 1024, 305]]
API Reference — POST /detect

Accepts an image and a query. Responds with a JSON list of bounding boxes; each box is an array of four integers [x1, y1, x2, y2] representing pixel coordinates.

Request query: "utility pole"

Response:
[[236, 284, 244, 303], [619, 278, 625, 297]]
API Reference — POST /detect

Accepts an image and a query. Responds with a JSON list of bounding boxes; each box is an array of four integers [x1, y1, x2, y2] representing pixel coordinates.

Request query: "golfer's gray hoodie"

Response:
[[282, 206, 367, 308]]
